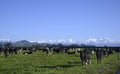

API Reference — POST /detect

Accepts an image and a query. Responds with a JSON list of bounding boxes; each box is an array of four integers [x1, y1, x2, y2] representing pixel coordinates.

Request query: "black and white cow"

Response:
[[0, 47, 4, 56], [79, 49, 92, 67], [23, 51, 32, 55], [96, 48, 103, 64]]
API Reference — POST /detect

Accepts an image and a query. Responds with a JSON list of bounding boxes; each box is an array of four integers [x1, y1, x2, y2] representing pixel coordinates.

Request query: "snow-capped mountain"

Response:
[[0, 38, 120, 46], [85, 38, 120, 43], [30, 39, 78, 44], [30, 38, 120, 46], [85, 38, 120, 46]]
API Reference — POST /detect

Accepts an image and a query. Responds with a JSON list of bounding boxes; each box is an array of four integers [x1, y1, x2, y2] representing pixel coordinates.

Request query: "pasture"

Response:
[[0, 50, 120, 74]]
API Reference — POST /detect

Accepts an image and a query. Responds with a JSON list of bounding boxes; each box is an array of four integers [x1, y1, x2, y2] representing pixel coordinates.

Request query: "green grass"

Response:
[[0, 51, 120, 74]]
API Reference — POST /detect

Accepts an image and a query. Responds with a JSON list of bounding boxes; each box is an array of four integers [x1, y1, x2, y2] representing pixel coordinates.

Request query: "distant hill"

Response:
[[15, 40, 30, 44], [13, 40, 32, 47]]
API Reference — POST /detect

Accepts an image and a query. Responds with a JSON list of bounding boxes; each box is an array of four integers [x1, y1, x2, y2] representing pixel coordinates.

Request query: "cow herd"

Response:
[[0, 46, 120, 67], [79, 48, 118, 67], [0, 47, 36, 57]]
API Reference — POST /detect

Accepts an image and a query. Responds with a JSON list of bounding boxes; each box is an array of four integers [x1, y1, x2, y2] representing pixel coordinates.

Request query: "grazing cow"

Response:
[[23, 51, 32, 55], [79, 49, 92, 67], [96, 48, 103, 64]]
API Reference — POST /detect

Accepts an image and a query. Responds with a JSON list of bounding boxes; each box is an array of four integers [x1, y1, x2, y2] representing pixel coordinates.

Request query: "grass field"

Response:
[[0, 50, 120, 74]]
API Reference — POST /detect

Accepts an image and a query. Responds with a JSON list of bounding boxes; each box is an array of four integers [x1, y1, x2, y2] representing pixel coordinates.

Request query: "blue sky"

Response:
[[0, 0, 120, 41]]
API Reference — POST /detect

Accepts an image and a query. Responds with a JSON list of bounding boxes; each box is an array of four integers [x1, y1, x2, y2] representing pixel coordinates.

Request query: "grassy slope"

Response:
[[0, 51, 120, 74]]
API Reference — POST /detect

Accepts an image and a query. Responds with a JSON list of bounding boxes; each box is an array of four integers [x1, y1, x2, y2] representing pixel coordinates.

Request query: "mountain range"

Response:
[[0, 38, 120, 46], [30, 38, 120, 46]]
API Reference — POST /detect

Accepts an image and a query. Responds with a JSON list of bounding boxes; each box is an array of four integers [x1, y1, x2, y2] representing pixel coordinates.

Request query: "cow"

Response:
[[96, 48, 103, 64], [67, 51, 76, 54], [118, 49, 120, 60], [53, 47, 61, 54], [4, 47, 9, 58], [14, 47, 19, 54], [103, 49, 108, 57], [0, 47, 4, 56], [107, 49, 114, 57], [46, 47, 51, 56], [79, 49, 92, 68], [23, 51, 32, 55], [115, 48, 120, 60]]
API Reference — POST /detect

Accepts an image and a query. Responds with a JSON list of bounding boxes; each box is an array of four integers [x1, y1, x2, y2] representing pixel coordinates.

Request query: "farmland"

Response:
[[0, 50, 120, 74]]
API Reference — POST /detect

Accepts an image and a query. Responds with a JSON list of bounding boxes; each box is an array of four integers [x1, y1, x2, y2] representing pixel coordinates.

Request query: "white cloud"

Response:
[[85, 38, 97, 43]]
